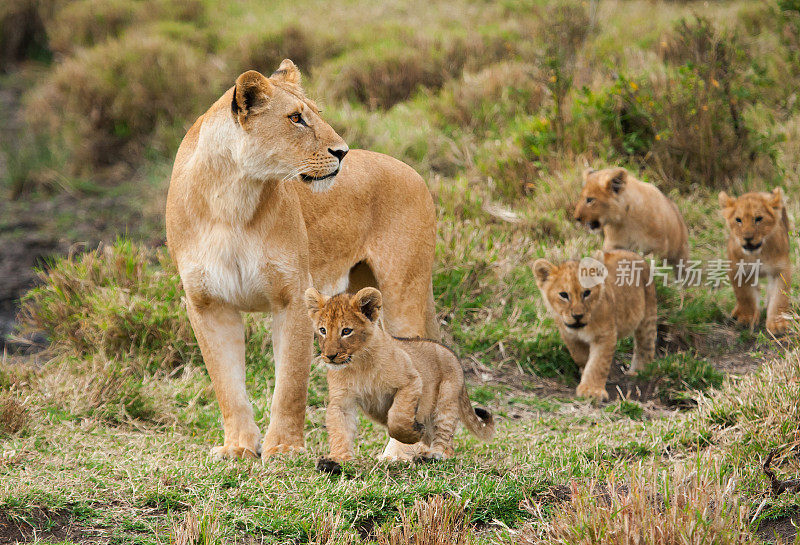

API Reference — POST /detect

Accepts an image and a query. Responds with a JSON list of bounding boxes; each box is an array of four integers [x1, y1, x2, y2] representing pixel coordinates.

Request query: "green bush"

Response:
[[24, 31, 221, 172]]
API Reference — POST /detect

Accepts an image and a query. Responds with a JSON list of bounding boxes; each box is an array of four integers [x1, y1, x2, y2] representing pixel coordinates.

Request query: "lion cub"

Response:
[[305, 287, 494, 471], [574, 167, 689, 266], [719, 188, 792, 334], [533, 250, 657, 400]]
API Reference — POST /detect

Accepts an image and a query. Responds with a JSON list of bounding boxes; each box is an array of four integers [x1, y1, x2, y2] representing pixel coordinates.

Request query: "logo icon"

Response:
[[578, 256, 607, 288]]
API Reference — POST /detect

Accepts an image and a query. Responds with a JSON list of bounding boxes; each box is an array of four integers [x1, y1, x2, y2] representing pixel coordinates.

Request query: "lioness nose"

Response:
[[325, 353, 339, 361], [572, 313, 584, 321], [329, 146, 349, 162]]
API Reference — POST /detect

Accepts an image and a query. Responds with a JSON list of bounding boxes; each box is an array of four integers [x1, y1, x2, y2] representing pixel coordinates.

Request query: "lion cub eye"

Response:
[[755, 216, 763, 223], [559, 291, 569, 300], [288, 112, 304, 125], [735, 217, 742, 224], [585, 197, 594, 204], [582, 289, 591, 298], [341, 328, 353, 337], [319, 327, 326, 335]]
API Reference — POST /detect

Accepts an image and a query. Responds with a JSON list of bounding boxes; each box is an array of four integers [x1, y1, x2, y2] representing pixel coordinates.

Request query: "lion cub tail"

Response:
[[459, 386, 495, 441]]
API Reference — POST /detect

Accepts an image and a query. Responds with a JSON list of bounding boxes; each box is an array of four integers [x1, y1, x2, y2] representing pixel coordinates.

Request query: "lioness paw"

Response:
[[210, 445, 260, 461], [575, 383, 609, 401], [316, 457, 343, 475]]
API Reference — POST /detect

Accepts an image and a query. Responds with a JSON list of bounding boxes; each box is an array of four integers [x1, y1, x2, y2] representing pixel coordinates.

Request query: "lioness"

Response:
[[305, 287, 494, 470], [166, 60, 438, 460], [533, 250, 657, 400], [718, 188, 791, 334], [573, 167, 689, 266]]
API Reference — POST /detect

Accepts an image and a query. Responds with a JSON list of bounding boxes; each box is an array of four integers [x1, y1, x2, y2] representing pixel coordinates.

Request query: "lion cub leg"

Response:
[[387, 376, 425, 445], [422, 379, 461, 461], [730, 274, 760, 329], [563, 337, 590, 369], [575, 334, 615, 401], [630, 290, 657, 374], [766, 269, 791, 334]]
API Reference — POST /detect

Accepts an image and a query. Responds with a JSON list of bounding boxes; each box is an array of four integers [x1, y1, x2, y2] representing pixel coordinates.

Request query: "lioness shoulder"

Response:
[[574, 167, 689, 266], [533, 249, 657, 400], [304, 287, 494, 469]]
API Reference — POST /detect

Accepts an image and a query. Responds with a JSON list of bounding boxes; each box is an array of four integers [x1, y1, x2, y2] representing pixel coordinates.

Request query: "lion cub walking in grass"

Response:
[[573, 167, 689, 266], [305, 287, 494, 471], [719, 188, 792, 334], [533, 250, 657, 401]]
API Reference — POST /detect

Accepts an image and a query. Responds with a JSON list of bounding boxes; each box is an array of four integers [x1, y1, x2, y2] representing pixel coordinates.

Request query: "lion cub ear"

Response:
[[582, 167, 596, 185], [352, 288, 382, 322], [270, 59, 302, 86], [769, 187, 784, 210], [718, 191, 735, 211], [304, 287, 327, 318], [232, 70, 273, 126], [605, 168, 627, 194], [532, 259, 555, 286]]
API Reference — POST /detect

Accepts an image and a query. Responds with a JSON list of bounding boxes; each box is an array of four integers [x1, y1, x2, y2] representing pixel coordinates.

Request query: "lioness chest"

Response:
[[180, 224, 300, 312]]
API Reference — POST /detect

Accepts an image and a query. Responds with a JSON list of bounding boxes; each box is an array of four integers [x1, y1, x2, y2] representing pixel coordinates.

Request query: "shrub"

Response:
[[0, 393, 28, 436], [19, 240, 199, 371], [318, 33, 514, 109], [234, 25, 315, 76], [45, 0, 139, 55], [0, 0, 52, 70], [24, 31, 221, 172]]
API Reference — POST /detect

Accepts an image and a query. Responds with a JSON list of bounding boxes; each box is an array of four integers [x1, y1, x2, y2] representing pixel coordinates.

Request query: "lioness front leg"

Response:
[[387, 377, 425, 445], [263, 301, 313, 458], [575, 336, 615, 401], [188, 301, 261, 459], [766, 269, 791, 334]]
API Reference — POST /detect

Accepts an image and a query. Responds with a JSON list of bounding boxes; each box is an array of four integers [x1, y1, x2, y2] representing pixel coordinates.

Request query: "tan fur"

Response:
[[533, 250, 657, 401], [305, 287, 494, 463], [574, 167, 689, 266], [165, 61, 438, 460], [718, 188, 792, 334]]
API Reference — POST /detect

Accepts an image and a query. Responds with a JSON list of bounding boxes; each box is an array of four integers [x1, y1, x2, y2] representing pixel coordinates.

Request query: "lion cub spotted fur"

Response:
[[719, 188, 792, 334], [305, 287, 494, 469], [533, 250, 657, 401], [574, 167, 689, 266]]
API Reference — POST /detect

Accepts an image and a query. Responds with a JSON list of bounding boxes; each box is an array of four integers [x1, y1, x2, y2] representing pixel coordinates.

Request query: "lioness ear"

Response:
[[770, 187, 784, 210], [270, 59, 301, 86], [582, 167, 596, 184], [304, 287, 327, 318], [718, 191, 735, 210], [605, 168, 627, 194], [232, 70, 273, 125], [352, 287, 382, 322], [532, 259, 555, 286]]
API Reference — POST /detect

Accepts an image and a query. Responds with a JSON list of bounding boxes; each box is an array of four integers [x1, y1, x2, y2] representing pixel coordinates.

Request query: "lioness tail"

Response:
[[459, 386, 495, 441]]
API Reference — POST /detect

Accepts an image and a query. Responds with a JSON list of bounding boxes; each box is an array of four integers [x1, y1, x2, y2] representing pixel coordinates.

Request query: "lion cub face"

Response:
[[231, 60, 349, 192], [719, 188, 784, 255], [533, 260, 602, 330], [304, 287, 382, 368], [573, 168, 627, 232]]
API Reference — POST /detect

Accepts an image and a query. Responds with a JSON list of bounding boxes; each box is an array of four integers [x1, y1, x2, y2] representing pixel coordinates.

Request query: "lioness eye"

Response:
[[319, 327, 326, 335], [583, 289, 591, 298], [735, 218, 742, 224], [341, 328, 353, 336], [288, 112, 303, 124], [586, 197, 594, 204], [755, 216, 763, 223], [559, 291, 569, 300]]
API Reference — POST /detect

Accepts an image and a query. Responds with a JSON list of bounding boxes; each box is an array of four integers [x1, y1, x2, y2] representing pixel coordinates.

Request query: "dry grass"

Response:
[[518, 462, 754, 545], [0, 392, 28, 436]]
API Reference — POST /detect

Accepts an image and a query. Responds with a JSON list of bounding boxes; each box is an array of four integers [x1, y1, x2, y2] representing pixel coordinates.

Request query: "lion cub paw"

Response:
[[316, 457, 343, 475], [389, 421, 425, 445], [575, 383, 609, 401], [766, 316, 789, 335], [732, 307, 759, 329]]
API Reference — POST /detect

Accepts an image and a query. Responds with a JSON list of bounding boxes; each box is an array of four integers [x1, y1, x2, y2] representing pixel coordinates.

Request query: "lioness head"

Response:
[[719, 188, 784, 255], [304, 287, 383, 368], [533, 258, 603, 330], [230, 60, 348, 192], [573, 167, 628, 232]]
